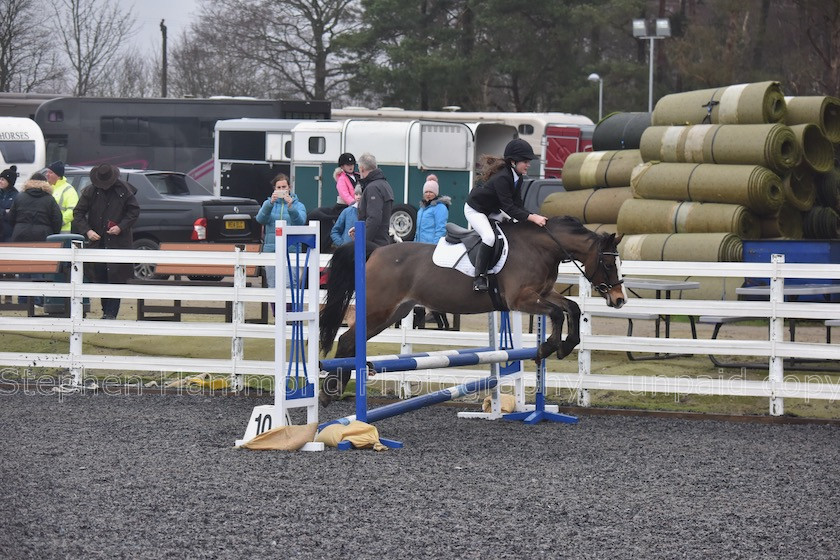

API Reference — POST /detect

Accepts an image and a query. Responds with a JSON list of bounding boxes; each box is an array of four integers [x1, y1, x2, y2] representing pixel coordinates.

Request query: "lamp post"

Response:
[[587, 73, 603, 121], [632, 18, 670, 112]]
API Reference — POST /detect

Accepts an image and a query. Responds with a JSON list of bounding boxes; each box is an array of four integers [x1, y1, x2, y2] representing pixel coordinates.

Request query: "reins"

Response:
[[542, 224, 623, 295]]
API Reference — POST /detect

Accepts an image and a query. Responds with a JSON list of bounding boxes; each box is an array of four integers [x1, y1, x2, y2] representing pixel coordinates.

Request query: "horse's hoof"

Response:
[[318, 392, 333, 408]]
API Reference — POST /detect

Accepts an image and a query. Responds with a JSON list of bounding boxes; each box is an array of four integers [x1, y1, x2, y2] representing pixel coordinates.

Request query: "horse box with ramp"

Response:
[[0, 117, 46, 183], [214, 117, 518, 243]]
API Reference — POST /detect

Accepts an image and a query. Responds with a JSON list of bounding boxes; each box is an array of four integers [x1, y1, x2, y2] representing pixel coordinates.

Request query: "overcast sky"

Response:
[[122, 0, 201, 53]]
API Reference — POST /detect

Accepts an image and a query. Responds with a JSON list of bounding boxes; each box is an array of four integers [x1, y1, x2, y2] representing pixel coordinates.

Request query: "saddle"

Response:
[[443, 221, 505, 268]]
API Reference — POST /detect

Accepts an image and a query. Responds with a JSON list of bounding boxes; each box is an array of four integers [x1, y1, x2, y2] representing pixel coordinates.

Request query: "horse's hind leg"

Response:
[[320, 299, 409, 406]]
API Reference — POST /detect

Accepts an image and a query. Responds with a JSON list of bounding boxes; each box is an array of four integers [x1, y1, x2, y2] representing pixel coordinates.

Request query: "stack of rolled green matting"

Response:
[[540, 187, 632, 224], [584, 223, 619, 235], [788, 123, 834, 173], [815, 161, 840, 209], [639, 123, 801, 175], [784, 95, 840, 143], [591, 112, 652, 150], [652, 81, 786, 126], [617, 199, 760, 238], [630, 162, 784, 215], [760, 203, 803, 239], [803, 206, 840, 239], [782, 167, 816, 211], [619, 233, 743, 262], [562, 150, 643, 190]]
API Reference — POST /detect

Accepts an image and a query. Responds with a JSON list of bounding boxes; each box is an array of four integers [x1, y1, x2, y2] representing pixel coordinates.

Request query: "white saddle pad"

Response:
[[431, 231, 509, 277]]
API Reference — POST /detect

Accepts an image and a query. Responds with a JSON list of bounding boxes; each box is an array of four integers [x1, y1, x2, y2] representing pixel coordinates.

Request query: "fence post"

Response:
[[229, 245, 245, 392], [577, 275, 592, 407], [769, 253, 785, 416], [68, 241, 84, 386]]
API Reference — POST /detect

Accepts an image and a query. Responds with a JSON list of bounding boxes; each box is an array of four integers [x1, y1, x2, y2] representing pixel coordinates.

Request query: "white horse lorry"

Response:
[[0, 117, 46, 183], [214, 118, 517, 247]]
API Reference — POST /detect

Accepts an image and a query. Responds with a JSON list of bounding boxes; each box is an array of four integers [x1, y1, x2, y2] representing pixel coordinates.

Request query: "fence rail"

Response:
[[0, 245, 838, 414]]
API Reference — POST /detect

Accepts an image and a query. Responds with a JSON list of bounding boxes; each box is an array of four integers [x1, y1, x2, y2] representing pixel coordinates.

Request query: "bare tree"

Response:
[[52, 0, 136, 96], [182, 0, 360, 100], [0, 0, 63, 91]]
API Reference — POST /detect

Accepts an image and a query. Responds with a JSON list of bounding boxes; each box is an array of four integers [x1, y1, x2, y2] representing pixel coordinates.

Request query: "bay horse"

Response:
[[319, 216, 626, 404]]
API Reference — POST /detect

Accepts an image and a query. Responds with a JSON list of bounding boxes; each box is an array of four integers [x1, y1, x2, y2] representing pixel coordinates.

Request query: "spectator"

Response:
[[330, 185, 361, 247], [8, 172, 62, 241], [0, 165, 19, 242], [45, 160, 78, 232], [413, 178, 451, 328], [72, 164, 140, 320], [255, 173, 307, 301], [352, 152, 394, 247], [414, 179, 450, 244], [307, 152, 359, 251]]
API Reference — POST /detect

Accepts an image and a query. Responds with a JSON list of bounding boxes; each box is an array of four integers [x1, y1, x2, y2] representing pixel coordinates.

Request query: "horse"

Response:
[[318, 216, 626, 404]]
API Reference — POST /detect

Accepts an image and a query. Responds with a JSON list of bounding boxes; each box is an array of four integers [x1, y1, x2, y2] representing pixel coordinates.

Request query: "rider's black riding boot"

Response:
[[473, 243, 493, 292]]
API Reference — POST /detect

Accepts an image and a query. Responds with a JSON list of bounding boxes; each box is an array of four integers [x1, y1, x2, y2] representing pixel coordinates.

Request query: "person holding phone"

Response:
[[256, 173, 307, 306], [72, 164, 140, 319]]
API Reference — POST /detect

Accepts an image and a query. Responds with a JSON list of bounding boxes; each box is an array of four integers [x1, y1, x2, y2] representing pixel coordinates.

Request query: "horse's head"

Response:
[[584, 233, 626, 309]]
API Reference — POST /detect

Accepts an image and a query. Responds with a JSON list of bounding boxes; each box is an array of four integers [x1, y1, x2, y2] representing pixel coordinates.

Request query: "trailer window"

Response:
[[0, 141, 36, 163], [219, 131, 265, 161], [308, 136, 326, 154], [518, 124, 534, 135]]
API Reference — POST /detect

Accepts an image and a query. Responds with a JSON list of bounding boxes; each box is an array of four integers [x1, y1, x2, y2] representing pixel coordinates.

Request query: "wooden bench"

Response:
[[128, 243, 268, 323], [0, 242, 63, 316]]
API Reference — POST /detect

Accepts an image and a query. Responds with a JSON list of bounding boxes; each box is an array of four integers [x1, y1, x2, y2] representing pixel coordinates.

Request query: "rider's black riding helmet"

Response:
[[503, 138, 537, 162], [338, 152, 356, 167]]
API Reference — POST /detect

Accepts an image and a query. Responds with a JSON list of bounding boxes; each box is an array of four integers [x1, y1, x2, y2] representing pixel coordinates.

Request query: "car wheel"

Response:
[[390, 204, 417, 241], [132, 238, 167, 280]]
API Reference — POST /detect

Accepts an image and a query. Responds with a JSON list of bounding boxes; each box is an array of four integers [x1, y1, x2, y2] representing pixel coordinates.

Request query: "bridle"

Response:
[[543, 226, 623, 295]]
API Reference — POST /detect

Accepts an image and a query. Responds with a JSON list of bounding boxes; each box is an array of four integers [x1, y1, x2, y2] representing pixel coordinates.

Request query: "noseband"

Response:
[[544, 227, 623, 294]]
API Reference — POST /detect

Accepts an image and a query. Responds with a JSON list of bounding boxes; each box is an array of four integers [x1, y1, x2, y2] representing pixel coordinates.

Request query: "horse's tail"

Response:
[[319, 241, 377, 356]]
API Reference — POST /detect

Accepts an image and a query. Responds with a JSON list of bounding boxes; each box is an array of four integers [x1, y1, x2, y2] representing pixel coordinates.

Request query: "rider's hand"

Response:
[[528, 213, 547, 227]]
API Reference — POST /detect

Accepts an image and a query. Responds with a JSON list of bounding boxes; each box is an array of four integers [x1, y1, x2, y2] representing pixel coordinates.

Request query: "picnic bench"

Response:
[[128, 242, 269, 323], [0, 241, 63, 316]]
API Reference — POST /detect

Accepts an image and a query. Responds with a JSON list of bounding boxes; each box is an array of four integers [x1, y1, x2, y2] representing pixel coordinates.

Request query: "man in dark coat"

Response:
[[72, 164, 140, 319], [354, 152, 394, 247]]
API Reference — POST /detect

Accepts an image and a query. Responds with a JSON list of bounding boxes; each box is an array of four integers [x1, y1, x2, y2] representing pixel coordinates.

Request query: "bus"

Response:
[[34, 97, 330, 191], [331, 107, 595, 177]]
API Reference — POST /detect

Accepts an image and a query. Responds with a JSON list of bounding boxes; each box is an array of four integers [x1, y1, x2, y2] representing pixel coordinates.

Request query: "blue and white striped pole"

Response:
[[354, 220, 367, 423]]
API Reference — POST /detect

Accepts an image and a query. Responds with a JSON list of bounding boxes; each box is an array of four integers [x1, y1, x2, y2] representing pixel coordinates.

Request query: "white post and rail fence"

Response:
[[1, 243, 839, 416]]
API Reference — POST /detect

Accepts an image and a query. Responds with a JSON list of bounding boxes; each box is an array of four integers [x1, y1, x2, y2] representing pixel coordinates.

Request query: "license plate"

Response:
[[225, 220, 245, 230]]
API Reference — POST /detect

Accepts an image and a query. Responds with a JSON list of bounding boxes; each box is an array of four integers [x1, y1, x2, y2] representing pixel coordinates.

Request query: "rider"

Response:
[[464, 138, 547, 291]]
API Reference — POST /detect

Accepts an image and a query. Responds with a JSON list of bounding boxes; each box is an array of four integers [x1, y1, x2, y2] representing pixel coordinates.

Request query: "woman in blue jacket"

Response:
[[414, 179, 450, 244], [256, 173, 307, 291]]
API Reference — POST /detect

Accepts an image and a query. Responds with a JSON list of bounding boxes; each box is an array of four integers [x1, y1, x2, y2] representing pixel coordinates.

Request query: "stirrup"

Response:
[[473, 275, 489, 292]]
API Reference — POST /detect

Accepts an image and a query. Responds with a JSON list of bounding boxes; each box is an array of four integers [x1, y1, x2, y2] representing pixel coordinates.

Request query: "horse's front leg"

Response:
[[513, 289, 576, 363], [537, 293, 580, 362]]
